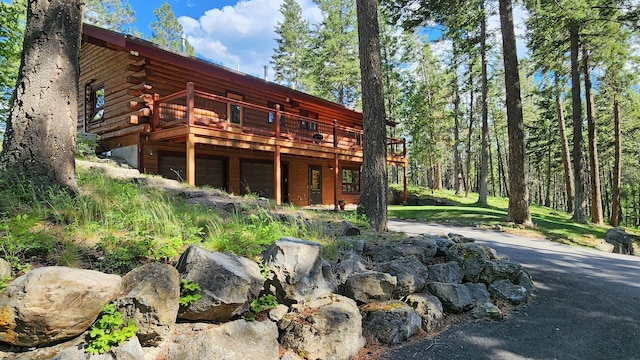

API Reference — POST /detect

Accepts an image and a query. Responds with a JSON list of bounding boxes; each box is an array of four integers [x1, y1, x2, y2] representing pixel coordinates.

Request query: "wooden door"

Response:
[[309, 165, 322, 205]]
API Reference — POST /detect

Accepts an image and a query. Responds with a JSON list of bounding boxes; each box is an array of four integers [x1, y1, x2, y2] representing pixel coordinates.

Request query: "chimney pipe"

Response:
[[264, 65, 269, 81]]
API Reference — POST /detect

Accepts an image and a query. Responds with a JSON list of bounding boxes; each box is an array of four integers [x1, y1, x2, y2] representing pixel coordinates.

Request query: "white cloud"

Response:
[[178, 0, 321, 78]]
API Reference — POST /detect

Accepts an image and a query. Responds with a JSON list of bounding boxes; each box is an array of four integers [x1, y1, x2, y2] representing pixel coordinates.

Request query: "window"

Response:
[[267, 101, 284, 124], [87, 85, 105, 123], [226, 92, 243, 124], [342, 168, 360, 193], [300, 109, 318, 131]]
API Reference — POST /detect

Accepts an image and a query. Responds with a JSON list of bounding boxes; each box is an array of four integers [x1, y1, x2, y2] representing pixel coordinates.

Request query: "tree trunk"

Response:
[[0, 0, 83, 191], [570, 21, 587, 223], [465, 68, 474, 198], [611, 98, 622, 226], [583, 50, 603, 225], [493, 114, 508, 198], [544, 122, 552, 207], [478, 5, 489, 206], [356, 0, 387, 232], [554, 73, 574, 213], [499, 0, 531, 225], [453, 64, 464, 195]]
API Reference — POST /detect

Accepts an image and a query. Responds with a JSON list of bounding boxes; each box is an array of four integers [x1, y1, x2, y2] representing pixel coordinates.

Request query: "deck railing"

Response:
[[152, 82, 406, 157]]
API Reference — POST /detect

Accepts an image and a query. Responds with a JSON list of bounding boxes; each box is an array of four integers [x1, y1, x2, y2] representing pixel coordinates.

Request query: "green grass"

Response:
[[388, 187, 621, 249], [0, 161, 346, 278]]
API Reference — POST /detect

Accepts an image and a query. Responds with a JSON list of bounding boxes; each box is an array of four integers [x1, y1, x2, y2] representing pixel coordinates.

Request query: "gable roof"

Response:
[[81, 24, 363, 125]]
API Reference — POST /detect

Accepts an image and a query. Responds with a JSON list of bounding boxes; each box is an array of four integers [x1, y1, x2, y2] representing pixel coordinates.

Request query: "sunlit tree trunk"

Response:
[[555, 73, 574, 213], [0, 0, 83, 191], [583, 49, 603, 225], [611, 98, 622, 226], [570, 21, 587, 223], [499, 0, 531, 225], [356, 0, 387, 231], [478, 4, 489, 206]]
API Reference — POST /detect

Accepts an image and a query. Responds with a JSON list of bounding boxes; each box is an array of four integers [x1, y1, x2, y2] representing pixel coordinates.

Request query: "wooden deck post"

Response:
[[403, 161, 408, 203], [152, 93, 160, 131], [186, 133, 196, 186], [274, 104, 281, 139], [186, 82, 195, 126], [333, 119, 338, 147], [334, 154, 339, 210], [274, 145, 282, 205]]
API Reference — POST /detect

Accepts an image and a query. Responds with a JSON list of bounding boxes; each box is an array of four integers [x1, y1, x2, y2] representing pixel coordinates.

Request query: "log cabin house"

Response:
[[79, 24, 407, 207]]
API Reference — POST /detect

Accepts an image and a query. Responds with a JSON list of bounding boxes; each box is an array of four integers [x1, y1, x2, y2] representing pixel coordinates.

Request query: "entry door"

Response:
[[309, 165, 322, 205]]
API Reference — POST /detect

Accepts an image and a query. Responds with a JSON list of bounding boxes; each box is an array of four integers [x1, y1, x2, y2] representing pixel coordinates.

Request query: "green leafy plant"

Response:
[[86, 303, 138, 355], [244, 294, 279, 321], [257, 260, 271, 280], [0, 276, 12, 292], [179, 278, 202, 307]]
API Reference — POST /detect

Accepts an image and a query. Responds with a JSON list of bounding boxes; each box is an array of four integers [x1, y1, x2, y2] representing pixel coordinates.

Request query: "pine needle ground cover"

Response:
[[388, 187, 627, 249]]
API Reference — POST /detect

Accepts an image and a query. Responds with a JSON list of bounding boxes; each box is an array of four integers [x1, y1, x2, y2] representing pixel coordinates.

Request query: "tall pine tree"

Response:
[[150, 2, 195, 56], [84, 0, 135, 33], [271, 0, 312, 91]]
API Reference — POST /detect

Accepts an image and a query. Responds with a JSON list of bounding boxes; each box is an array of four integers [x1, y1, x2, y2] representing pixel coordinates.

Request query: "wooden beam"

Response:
[[274, 145, 281, 206], [403, 163, 408, 203], [186, 133, 196, 186], [334, 154, 339, 211]]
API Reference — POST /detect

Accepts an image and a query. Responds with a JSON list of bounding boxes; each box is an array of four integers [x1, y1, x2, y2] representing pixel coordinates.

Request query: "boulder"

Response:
[[480, 260, 522, 284], [489, 279, 528, 305], [280, 350, 305, 360], [176, 246, 263, 322], [427, 262, 464, 284], [339, 220, 361, 236], [117, 263, 180, 346], [0, 266, 121, 346], [514, 270, 537, 297], [49, 336, 144, 360], [339, 271, 397, 303], [0, 258, 11, 278], [262, 238, 336, 304], [278, 295, 365, 360], [168, 320, 279, 360], [363, 240, 437, 264], [469, 302, 503, 321], [605, 228, 635, 255], [447, 233, 475, 243], [404, 293, 444, 332], [427, 282, 475, 314], [464, 282, 492, 304], [373, 256, 428, 297], [361, 301, 422, 345], [334, 255, 367, 286], [446, 243, 492, 282]]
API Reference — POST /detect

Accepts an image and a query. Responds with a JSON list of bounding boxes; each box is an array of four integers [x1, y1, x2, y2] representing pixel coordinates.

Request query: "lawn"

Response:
[[388, 188, 614, 249]]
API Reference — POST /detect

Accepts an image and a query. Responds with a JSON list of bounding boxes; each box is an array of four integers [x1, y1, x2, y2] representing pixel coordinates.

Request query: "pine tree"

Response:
[[0, 0, 26, 126], [84, 0, 135, 33], [310, 0, 361, 108], [150, 2, 195, 56], [271, 0, 311, 91]]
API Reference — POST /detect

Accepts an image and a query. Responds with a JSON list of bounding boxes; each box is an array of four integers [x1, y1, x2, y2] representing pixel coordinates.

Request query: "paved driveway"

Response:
[[383, 220, 640, 360]]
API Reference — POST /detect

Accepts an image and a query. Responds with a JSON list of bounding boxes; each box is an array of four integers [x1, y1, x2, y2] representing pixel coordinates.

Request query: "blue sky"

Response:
[[127, 0, 324, 78], [125, 1, 529, 79]]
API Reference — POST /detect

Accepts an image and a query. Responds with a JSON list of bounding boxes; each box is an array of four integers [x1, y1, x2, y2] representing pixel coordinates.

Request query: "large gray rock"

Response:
[[334, 255, 367, 286], [464, 282, 492, 304], [480, 260, 522, 284], [605, 228, 635, 255], [469, 302, 503, 321], [427, 262, 464, 284], [514, 270, 537, 297], [117, 263, 180, 346], [278, 295, 365, 360], [427, 282, 475, 314], [404, 293, 444, 332], [489, 279, 528, 305], [0, 258, 11, 278], [168, 320, 279, 360], [446, 243, 492, 282], [361, 301, 422, 345], [176, 246, 263, 322], [363, 240, 438, 264], [339, 271, 397, 303], [373, 256, 428, 297], [49, 336, 144, 360], [262, 238, 337, 304], [0, 266, 121, 346]]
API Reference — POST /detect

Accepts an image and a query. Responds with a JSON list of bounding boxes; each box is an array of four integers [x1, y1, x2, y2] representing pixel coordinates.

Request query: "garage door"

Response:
[[159, 154, 226, 190], [240, 160, 273, 198]]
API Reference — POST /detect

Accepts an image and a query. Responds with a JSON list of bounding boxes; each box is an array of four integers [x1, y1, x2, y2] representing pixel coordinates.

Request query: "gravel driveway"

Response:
[[384, 220, 640, 360]]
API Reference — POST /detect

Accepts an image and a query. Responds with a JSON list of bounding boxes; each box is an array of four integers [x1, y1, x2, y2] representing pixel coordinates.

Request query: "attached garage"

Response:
[[240, 160, 274, 198], [159, 153, 227, 190]]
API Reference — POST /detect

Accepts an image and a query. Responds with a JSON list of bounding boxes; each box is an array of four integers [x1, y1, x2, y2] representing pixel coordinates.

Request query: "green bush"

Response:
[[86, 303, 138, 355], [179, 279, 202, 307]]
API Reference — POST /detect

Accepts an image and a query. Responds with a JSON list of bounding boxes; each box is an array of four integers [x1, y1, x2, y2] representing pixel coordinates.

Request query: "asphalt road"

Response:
[[383, 220, 640, 360]]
